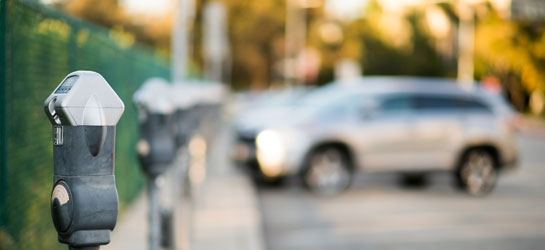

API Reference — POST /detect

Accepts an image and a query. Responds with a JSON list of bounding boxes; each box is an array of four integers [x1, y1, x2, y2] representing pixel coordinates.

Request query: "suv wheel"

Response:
[[456, 149, 498, 196], [302, 147, 353, 195]]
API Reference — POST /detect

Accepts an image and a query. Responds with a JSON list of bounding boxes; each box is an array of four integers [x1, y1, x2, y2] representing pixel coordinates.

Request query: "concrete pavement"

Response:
[[258, 132, 545, 250], [189, 127, 265, 250], [103, 128, 265, 250], [103, 115, 545, 250]]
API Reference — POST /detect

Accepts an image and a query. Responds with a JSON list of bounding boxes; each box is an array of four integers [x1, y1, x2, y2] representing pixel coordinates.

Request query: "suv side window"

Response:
[[414, 95, 457, 110], [458, 98, 491, 112], [414, 95, 492, 113], [379, 95, 413, 113]]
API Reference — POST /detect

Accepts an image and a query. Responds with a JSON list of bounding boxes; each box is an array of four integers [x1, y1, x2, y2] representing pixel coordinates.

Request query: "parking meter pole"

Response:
[[148, 176, 161, 250], [70, 247, 99, 250], [44, 71, 124, 250]]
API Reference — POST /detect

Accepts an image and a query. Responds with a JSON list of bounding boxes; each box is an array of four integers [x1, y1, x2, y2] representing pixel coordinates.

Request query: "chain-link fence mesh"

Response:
[[0, 0, 170, 249]]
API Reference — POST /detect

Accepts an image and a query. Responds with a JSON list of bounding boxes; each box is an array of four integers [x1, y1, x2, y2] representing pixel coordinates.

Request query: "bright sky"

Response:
[[121, 0, 370, 18], [120, 0, 173, 16], [325, 0, 368, 20]]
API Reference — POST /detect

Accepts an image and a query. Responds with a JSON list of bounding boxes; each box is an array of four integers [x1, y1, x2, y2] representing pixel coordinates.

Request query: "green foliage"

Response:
[[474, 6, 545, 110], [220, 0, 287, 89], [0, 0, 170, 249], [361, 12, 448, 77]]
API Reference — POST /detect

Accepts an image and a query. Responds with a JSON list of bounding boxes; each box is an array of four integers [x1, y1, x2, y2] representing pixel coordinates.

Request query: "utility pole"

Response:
[[284, 0, 307, 87], [172, 0, 195, 83], [457, 1, 475, 87], [203, 2, 230, 84]]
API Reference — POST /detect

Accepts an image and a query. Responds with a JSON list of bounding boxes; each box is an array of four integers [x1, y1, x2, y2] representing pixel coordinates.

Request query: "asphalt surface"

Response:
[[256, 132, 545, 250]]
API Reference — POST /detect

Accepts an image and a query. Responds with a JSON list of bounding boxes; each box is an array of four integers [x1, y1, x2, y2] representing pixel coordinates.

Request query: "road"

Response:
[[256, 132, 545, 250]]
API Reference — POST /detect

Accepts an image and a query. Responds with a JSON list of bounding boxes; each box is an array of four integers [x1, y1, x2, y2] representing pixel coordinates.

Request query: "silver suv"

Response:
[[233, 77, 519, 195]]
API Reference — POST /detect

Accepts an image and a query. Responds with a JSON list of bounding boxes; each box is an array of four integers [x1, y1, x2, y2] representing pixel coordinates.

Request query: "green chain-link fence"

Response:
[[0, 0, 170, 249]]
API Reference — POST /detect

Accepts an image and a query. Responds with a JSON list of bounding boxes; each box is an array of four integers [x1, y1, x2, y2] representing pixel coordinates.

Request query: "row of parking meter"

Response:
[[44, 71, 125, 250], [42, 71, 224, 250], [134, 78, 226, 250]]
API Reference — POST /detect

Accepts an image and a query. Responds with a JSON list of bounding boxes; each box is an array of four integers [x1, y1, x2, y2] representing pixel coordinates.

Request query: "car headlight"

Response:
[[256, 129, 286, 177]]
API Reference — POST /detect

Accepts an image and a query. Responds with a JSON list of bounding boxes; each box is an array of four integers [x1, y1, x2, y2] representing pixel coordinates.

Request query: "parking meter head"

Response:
[[171, 83, 194, 110], [195, 80, 227, 105], [133, 78, 175, 119], [44, 71, 124, 249], [44, 71, 125, 126]]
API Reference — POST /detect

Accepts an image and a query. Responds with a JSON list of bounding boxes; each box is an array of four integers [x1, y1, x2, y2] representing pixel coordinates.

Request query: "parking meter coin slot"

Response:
[[56, 176, 118, 231], [51, 181, 73, 233]]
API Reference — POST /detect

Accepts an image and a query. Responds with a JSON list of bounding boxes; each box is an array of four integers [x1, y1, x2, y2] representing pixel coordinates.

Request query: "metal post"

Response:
[[299, 8, 307, 86], [284, 0, 306, 87], [0, 0, 8, 231], [148, 176, 161, 250], [69, 247, 99, 250], [457, 1, 475, 87], [203, 2, 229, 84], [172, 0, 194, 83], [285, 0, 296, 87]]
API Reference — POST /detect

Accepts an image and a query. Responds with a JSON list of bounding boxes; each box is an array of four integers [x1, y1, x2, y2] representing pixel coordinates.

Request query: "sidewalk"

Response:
[[189, 127, 265, 250], [190, 170, 265, 250], [103, 129, 265, 250]]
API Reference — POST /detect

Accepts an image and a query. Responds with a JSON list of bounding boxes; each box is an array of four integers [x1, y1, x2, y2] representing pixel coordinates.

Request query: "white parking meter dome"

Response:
[[171, 82, 198, 109], [133, 78, 175, 115], [198, 80, 227, 105], [44, 71, 125, 126], [173, 80, 227, 106]]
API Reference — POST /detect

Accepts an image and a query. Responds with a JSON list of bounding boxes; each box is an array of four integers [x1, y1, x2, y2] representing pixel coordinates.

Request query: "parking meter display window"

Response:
[[55, 75, 79, 94]]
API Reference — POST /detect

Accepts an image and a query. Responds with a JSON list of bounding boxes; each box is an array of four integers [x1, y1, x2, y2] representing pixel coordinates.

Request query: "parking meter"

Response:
[[134, 78, 177, 250], [44, 71, 124, 250], [133, 78, 177, 177]]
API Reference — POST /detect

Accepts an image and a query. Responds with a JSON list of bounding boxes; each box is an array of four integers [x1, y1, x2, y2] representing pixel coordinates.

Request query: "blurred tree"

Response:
[[218, 0, 286, 90], [314, 0, 448, 79], [51, 0, 545, 106], [53, 0, 172, 55], [474, 4, 545, 111], [361, 10, 448, 77], [58, 0, 125, 28]]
